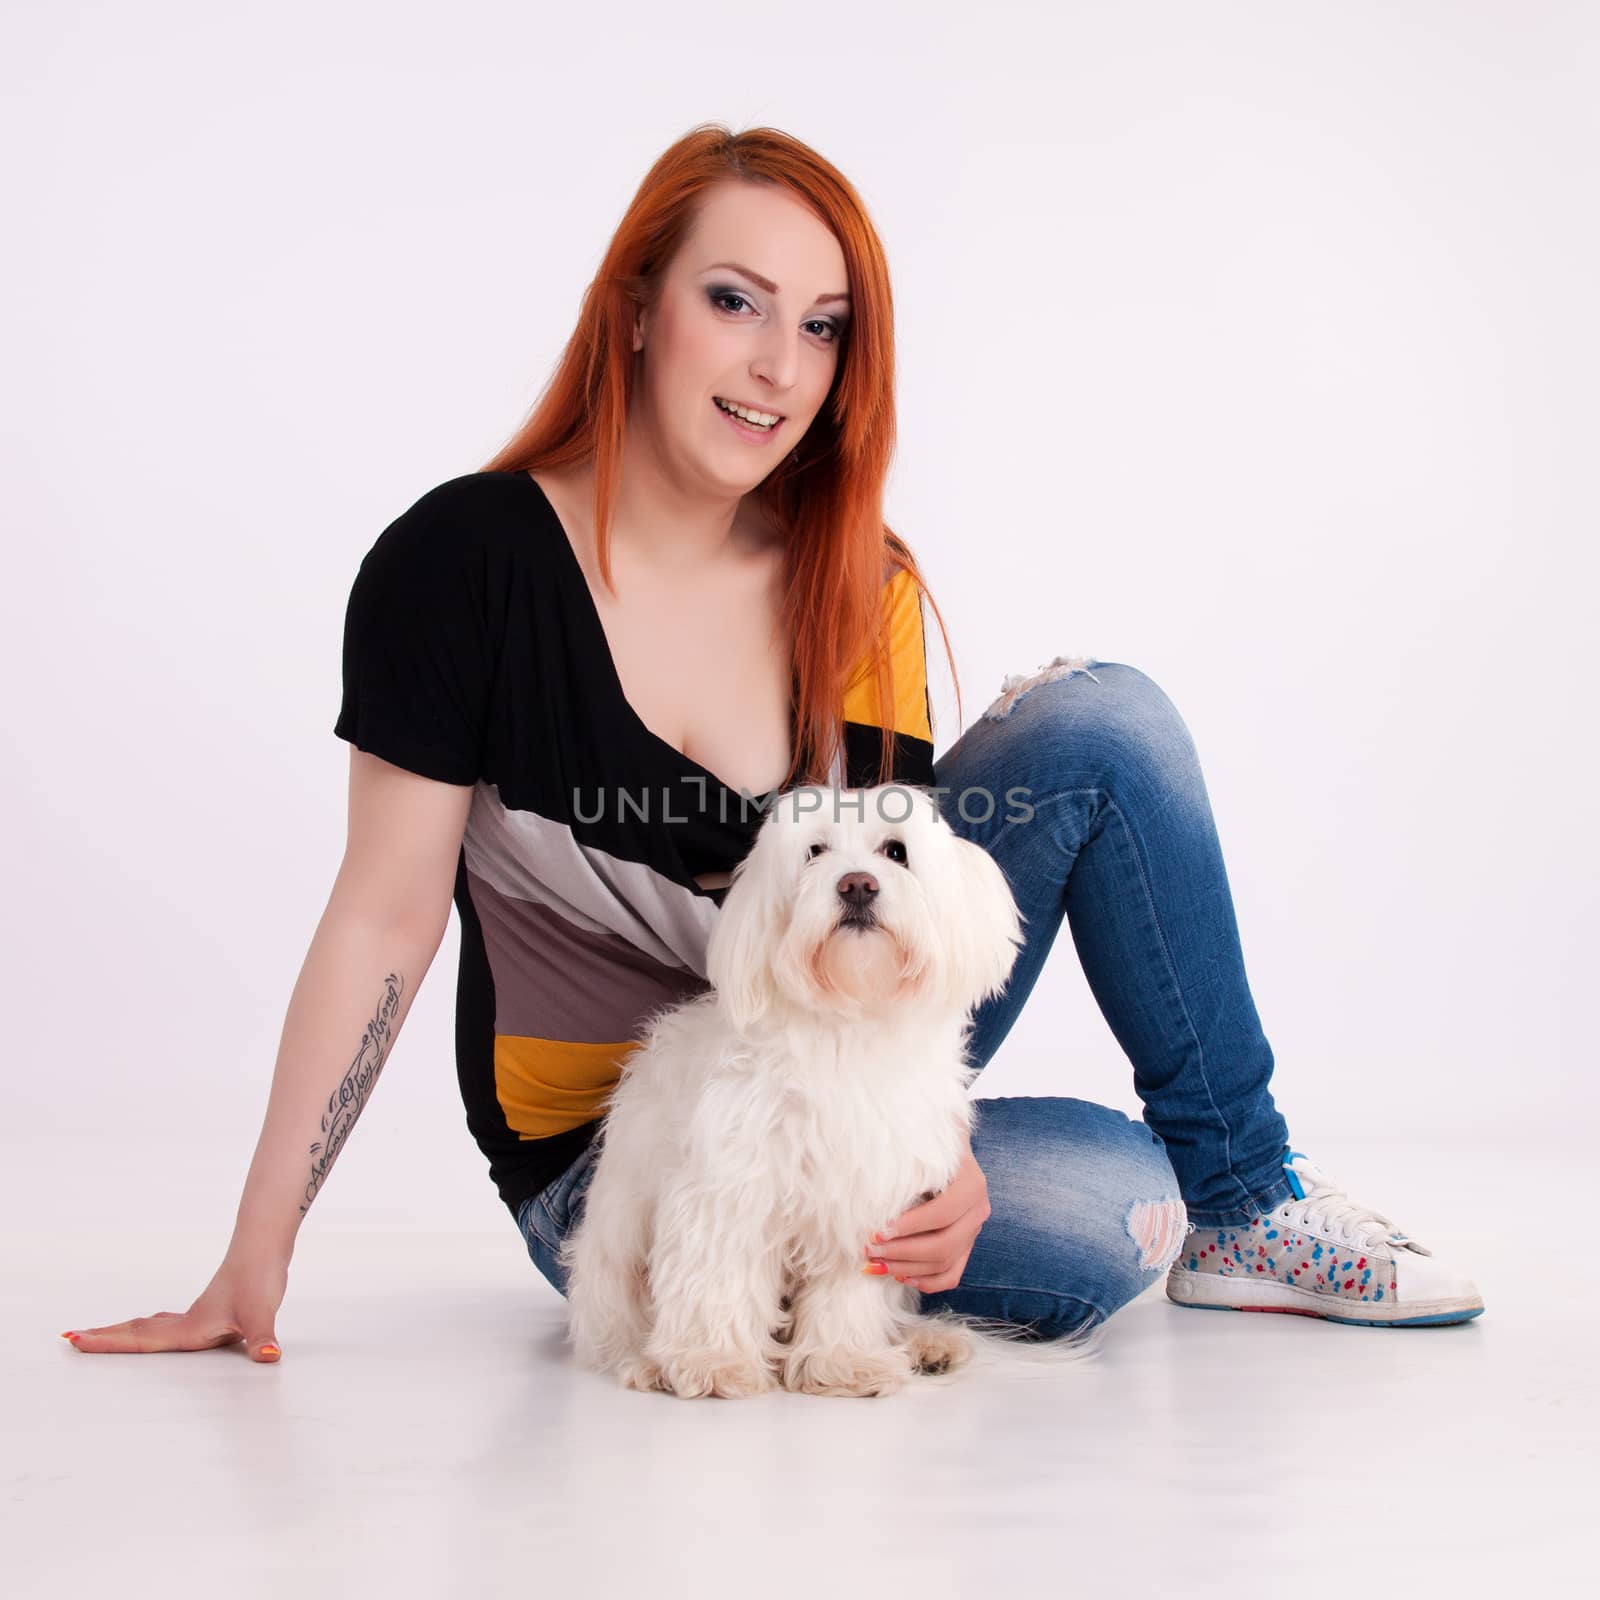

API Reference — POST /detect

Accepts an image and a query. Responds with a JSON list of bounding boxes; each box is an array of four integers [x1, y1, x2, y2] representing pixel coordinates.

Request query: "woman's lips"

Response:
[[713, 397, 784, 442]]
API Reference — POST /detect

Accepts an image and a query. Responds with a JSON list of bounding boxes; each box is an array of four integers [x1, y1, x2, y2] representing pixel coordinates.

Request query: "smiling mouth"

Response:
[[712, 396, 785, 431]]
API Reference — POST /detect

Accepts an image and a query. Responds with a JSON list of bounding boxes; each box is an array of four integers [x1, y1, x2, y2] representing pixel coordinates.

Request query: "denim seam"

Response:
[[922, 1284, 1107, 1323], [527, 1197, 563, 1258], [981, 783, 1107, 857], [1184, 1172, 1297, 1229], [1006, 786, 1263, 1222]]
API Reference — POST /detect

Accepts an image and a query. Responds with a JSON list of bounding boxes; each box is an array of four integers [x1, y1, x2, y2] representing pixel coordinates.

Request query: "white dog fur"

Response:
[[558, 784, 1105, 1398]]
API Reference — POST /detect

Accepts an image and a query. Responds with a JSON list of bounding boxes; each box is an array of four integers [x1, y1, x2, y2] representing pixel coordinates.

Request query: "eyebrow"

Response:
[[704, 260, 851, 306]]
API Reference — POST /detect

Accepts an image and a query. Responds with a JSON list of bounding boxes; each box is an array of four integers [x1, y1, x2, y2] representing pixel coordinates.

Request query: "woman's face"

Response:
[[631, 179, 851, 496]]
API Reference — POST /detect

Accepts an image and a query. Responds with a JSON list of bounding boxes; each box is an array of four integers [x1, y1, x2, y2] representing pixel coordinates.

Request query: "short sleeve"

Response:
[[333, 487, 495, 786]]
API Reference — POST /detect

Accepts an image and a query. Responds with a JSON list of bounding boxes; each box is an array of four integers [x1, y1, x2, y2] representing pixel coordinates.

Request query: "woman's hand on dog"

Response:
[[863, 1135, 991, 1293]]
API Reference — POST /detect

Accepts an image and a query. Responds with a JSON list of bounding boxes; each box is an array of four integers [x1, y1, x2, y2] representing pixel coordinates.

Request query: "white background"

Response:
[[8, 4, 1595, 1593], [9, 3, 1587, 1248], [6, 4, 1593, 1249]]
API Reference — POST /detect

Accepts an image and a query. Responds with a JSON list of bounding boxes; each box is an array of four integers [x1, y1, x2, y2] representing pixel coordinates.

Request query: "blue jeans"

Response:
[[518, 660, 1296, 1339]]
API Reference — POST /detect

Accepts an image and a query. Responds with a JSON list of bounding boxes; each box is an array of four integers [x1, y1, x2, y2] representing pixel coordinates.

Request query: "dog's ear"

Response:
[[942, 837, 1025, 1012], [705, 853, 776, 1032]]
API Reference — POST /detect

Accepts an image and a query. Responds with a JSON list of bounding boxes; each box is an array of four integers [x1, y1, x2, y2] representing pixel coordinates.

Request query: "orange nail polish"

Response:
[[61, 1331, 79, 1342], [258, 1344, 281, 1358], [862, 1261, 887, 1275]]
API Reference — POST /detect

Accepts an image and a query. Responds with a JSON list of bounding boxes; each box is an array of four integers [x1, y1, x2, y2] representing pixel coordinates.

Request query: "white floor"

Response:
[[9, 1135, 1589, 1596]]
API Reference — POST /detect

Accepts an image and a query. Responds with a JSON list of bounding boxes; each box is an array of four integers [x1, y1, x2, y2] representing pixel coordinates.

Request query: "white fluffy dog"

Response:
[[558, 784, 1104, 1398]]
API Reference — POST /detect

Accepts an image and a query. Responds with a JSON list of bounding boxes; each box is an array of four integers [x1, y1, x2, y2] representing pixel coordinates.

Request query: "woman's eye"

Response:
[[881, 839, 908, 865], [709, 288, 841, 344], [808, 842, 827, 860]]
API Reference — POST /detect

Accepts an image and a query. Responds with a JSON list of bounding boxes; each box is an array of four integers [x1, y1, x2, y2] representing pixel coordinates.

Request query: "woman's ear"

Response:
[[942, 838, 1025, 1013]]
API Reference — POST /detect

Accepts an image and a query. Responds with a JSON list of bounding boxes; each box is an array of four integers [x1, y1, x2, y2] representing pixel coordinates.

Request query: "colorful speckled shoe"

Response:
[[1166, 1148, 1485, 1326]]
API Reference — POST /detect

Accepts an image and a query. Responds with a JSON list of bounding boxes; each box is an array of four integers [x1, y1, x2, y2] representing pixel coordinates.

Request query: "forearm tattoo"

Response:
[[300, 972, 406, 1214]]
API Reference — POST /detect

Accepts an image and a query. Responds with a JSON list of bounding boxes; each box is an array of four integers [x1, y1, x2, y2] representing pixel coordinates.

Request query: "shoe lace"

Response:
[[1278, 1170, 1407, 1253]]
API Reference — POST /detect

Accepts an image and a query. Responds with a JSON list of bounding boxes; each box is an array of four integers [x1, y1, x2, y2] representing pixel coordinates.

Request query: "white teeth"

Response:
[[715, 397, 780, 428]]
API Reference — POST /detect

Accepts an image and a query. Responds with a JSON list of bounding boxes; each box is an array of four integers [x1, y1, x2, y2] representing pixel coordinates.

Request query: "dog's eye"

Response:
[[881, 839, 908, 866], [807, 842, 827, 860]]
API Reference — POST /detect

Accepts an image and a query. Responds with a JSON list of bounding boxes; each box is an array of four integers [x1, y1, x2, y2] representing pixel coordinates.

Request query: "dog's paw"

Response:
[[656, 1349, 779, 1400], [617, 1355, 667, 1393], [902, 1321, 974, 1377], [781, 1345, 914, 1399]]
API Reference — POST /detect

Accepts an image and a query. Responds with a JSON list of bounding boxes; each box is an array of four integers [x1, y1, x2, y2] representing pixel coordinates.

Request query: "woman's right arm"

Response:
[[63, 750, 475, 1361]]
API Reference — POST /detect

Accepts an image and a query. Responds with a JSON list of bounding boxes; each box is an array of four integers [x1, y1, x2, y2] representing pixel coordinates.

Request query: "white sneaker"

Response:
[[1166, 1148, 1485, 1326]]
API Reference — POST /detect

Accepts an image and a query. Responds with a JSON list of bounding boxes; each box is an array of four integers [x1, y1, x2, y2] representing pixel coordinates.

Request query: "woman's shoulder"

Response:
[[355, 469, 553, 582], [392, 468, 547, 539]]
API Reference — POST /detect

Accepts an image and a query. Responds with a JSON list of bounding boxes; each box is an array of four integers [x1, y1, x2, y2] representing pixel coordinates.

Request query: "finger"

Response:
[[888, 1163, 988, 1239], [876, 1258, 958, 1284], [880, 1261, 956, 1290], [900, 1248, 975, 1295], [865, 1238, 938, 1270], [63, 1315, 161, 1353], [865, 1231, 970, 1274], [65, 1315, 241, 1355], [71, 1311, 181, 1335], [864, 1255, 931, 1278], [66, 1321, 186, 1354], [866, 1216, 977, 1265], [884, 1191, 959, 1240]]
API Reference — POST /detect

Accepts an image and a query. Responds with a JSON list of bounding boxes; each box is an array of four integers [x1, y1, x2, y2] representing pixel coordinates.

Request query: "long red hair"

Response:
[[478, 122, 959, 790]]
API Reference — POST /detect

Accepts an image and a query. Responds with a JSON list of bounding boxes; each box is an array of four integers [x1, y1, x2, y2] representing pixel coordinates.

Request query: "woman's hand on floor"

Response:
[[61, 1256, 289, 1361]]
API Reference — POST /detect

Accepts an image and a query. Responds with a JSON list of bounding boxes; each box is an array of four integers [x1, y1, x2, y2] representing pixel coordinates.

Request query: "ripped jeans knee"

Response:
[[982, 655, 1103, 722], [1127, 1196, 1193, 1274]]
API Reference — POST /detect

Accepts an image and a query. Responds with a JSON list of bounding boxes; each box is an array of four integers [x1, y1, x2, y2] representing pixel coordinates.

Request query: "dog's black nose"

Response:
[[836, 871, 879, 906]]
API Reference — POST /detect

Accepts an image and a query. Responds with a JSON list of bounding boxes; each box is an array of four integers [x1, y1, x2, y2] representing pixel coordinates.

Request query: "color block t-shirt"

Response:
[[334, 469, 936, 1222]]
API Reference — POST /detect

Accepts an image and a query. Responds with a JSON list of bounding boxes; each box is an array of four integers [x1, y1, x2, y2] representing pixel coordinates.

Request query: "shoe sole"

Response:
[[1166, 1265, 1484, 1327]]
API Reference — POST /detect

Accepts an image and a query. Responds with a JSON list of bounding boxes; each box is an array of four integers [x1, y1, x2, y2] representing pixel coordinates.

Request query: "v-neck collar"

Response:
[[514, 470, 793, 804]]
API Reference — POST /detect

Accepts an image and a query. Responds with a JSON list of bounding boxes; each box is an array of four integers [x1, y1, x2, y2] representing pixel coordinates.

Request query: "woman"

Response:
[[62, 124, 1482, 1362]]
